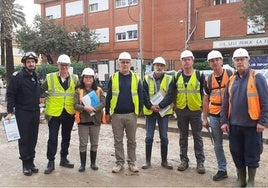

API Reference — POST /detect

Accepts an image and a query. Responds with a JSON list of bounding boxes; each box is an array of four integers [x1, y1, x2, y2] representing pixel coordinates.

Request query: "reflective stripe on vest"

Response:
[[143, 74, 173, 115], [208, 70, 231, 115], [110, 71, 139, 115], [46, 73, 78, 116], [176, 70, 201, 110], [228, 70, 260, 120]]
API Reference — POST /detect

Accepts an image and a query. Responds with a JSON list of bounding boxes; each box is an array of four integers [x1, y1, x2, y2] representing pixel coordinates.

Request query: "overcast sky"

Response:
[[15, 0, 40, 25]]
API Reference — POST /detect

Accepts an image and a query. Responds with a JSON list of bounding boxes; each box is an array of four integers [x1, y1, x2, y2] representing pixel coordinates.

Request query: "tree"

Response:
[[242, 0, 268, 27], [16, 17, 100, 64], [0, 2, 25, 66], [1, 0, 15, 85]]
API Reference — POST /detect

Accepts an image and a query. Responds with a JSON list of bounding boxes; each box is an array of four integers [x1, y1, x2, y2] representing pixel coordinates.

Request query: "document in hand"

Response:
[[82, 90, 100, 107], [2, 117, 20, 142], [150, 89, 166, 105]]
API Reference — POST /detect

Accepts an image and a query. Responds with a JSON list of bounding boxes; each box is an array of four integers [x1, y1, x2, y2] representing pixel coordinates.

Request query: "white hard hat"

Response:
[[180, 50, 195, 60], [81, 68, 95, 76], [57, 54, 71, 64], [232, 48, 250, 60], [118, 52, 131, 60], [153, 57, 166, 65], [207, 50, 223, 61]]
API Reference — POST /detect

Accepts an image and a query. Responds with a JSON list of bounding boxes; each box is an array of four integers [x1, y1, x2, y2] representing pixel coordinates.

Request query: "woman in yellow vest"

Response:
[[40, 54, 79, 174], [142, 57, 173, 170], [221, 48, 268, 187], [74, 68, 105, 172]]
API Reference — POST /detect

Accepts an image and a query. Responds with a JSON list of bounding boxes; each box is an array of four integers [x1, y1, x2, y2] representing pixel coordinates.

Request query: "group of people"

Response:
[[5, 48, 267, 187]]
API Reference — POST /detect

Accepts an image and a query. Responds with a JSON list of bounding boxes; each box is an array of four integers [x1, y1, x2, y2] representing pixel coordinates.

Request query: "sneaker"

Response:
[[129, 164, 139, 173], [213, 170, 228, 181], [177, 160, 188, 171], [112, 164, 123, 173], [196, 163, 206, 174]]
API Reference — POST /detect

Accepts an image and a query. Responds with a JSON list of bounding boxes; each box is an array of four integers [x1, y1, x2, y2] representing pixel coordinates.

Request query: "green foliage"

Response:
[[193, 61, 211, 70], [0, 66, 6, 77], [242, 0, 268, 28], [15, 16, 100, 64]]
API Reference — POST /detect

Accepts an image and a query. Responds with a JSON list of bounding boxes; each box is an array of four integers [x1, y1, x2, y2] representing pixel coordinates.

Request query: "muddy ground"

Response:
[[0, 121, 268, 187]]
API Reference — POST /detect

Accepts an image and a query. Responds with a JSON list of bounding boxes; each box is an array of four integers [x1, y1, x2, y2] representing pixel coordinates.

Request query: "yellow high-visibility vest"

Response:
[[143, 74, 173, 115], [45, 72, 78, 116], [110, 71, 140, 115], [176, 71, 202, 111]]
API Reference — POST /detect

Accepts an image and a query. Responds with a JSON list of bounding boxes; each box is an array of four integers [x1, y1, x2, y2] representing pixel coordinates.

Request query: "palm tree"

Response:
[[1, 1, 25, 66]]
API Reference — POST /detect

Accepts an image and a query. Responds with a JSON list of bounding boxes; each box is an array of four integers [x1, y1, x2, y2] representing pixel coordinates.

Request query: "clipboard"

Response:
[[2, 117, 21, 142]]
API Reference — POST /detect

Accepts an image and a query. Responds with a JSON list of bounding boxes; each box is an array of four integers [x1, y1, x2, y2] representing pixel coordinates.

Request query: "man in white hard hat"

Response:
[[220, 48, 268, 187], [40, 54, 79, 174], [142, 57, 173, 170], [202, 50, 234, 181], [158, 50, 206, 174], [105, 52, 143, 173]]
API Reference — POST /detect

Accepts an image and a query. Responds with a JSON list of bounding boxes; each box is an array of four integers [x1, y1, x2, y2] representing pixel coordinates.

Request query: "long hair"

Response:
[[76, 75, 98, 90]]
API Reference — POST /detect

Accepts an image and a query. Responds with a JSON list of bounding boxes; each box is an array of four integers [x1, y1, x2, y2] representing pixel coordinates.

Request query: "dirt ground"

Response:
[[0, 121, 268, 187]]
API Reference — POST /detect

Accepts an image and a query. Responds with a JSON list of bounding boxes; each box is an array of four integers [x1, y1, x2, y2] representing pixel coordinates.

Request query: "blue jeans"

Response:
[[209, 115, 227, 171], [145, 113, 169, 146]]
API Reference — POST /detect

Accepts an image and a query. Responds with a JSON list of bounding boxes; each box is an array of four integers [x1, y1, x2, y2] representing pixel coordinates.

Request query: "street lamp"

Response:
[[179, 20, 188, 50]]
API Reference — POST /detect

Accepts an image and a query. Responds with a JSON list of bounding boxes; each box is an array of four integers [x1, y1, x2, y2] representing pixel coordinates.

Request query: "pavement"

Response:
[[137, 116, 268, 145]]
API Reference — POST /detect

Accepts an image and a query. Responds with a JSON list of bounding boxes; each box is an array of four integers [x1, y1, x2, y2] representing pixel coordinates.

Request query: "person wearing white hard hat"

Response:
[[158, 50, 206, 174], [105, 51, 143, 173], [142, 57, 173, 170], [40, 54, 79, 174], [74, 68, 105, 172], [202, 50, 234, 181], [220, 48, 268, 187]]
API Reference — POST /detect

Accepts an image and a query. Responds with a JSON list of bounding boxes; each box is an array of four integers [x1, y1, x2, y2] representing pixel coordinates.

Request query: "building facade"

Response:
[[34, 0, 268, 78]]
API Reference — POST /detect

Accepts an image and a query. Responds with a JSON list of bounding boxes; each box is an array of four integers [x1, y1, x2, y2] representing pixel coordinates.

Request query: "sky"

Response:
[[15, 0, 40, 25]]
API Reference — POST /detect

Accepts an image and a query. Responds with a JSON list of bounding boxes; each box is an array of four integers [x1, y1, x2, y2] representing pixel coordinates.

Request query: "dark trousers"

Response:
[[16, 109, 40, 161], [175, 107, 205, 164], [229, 124, 262, 169], [46, 109, 74, 161]]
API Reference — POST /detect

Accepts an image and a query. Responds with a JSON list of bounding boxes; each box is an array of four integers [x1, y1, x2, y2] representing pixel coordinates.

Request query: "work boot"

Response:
[[90, 151, 98, 170], [160, 145, 173, 170], [177, 160, 189, 171], [247, 168, 256, 187], [213, 170, 228, 181], [142, 145, 152, 169], [44, 161, 55, 174], [196, 163, 206, 174], [29, 159, 39, 173], [60, 157, 74, 168], [112, 164, 124, 173], [79, 152, 86, 172], [22, 160, 32, 176], [236, 168, 247, 187], [129, 163, 139, 173]]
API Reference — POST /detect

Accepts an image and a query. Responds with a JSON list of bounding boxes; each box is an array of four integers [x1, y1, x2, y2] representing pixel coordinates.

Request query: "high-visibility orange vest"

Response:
[[206, 69, 233, 115], [228, 70, 261, 120]]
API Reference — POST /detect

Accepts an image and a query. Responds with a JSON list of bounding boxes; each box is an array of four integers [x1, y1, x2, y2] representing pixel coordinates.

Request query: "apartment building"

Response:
[[34, 0, 268, 78]]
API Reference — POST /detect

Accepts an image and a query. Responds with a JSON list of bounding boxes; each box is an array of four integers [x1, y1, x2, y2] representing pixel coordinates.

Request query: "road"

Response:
[[0, 122, 268, 187]]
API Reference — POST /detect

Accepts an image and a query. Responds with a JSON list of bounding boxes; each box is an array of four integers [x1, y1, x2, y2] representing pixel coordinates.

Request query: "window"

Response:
[[66, 0, 83, 17], [94, 28, 109, 43], [214, 0, 241, 5], [89, 0, 108, 13], [45, 5, 61, 19], [115, 0, 138, 8], [116, 32, 127, 41], [115, 24, 138, 41], [205, 20, 220, 38], [90, 3, 98, 12]]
